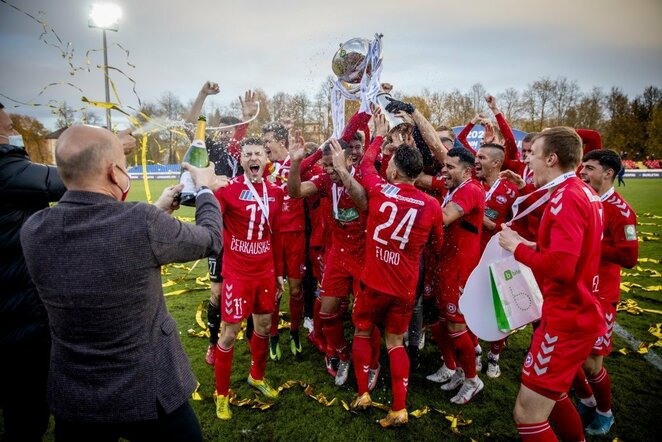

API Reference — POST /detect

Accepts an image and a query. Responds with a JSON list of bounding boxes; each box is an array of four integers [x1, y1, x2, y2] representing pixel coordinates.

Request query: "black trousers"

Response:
[[53, 401, 202, 442], [0, 331, 51, 442]]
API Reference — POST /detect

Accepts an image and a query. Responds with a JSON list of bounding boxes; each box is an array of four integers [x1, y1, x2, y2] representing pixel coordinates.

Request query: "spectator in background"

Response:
[[617, 164, 626, 187], [21, 125, 221, 441], [0, 102, 66, 441]]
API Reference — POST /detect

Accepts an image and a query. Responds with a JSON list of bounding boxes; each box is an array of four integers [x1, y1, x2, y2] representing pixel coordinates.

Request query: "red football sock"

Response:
[[572, 366, 593, 400], [249, 331, 269, 381], [388, 345, 410, 411], [289, 286, 303, 332], [352, 335, 372, 395], [321, 311, 349, 360], [451, 329, 476, 378], [490, 338, 506, 355], [549, 394, 585, 442], [370, 326, 381, 369], [312, 297, 325, 350], [430, 320, 456, 370], [588, 367, 612, 414], [214, 344, 234, 396], [516, 422, 558, 441]]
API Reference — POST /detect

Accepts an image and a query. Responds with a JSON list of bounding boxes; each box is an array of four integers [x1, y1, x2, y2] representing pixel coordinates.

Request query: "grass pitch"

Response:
[[3, 178, 660, 441]]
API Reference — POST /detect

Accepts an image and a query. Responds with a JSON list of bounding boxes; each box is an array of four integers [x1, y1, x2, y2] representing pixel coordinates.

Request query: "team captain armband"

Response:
[[624, 224, 637, 241]]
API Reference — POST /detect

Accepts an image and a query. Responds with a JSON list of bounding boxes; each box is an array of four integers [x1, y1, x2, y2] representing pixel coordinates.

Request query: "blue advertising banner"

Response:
[[452, 125, 528, 153]]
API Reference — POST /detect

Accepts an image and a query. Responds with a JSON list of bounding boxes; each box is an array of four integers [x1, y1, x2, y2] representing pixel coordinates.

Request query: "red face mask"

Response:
[[114, 164, 131, 201]]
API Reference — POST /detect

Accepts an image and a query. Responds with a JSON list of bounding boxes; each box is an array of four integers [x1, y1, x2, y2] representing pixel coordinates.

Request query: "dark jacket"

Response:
[[0, 143, 65, 346], [21, 190, 222, 422]]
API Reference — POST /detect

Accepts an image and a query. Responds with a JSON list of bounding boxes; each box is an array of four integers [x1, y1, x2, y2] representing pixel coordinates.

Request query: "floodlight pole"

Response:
[[102, 28, 111, 130]]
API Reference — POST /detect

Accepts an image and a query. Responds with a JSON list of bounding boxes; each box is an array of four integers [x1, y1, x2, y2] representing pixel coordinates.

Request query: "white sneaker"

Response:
[[475, 346, 483, 372], [335, 358, 351, 386], [303, 317, 314, 333], [440, 368, 465, 391], [450, 376, 484, 404], [368, 364, 380, 391], [426, 364, 456, 383], [486, 358, 501, 379]]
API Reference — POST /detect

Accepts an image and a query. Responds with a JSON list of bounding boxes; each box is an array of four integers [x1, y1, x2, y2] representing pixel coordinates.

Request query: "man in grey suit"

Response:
[[20, 125, 222, 441]]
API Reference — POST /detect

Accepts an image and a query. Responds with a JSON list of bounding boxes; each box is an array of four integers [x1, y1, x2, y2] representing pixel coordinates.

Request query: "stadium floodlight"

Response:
[[88, 3, 121, 129]]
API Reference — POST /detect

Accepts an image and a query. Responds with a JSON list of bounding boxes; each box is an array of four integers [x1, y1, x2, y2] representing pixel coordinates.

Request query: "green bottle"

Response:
[[179, 115, 209, 206]]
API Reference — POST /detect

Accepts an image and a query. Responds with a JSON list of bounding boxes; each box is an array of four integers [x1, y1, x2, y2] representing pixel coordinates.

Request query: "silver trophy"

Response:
[[331, 35, 402, 130], [332, 38, 371, 85]]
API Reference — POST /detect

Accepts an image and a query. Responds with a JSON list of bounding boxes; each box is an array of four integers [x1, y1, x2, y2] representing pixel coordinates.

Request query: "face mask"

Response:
[[8, 134, 24, 148], [114, 164, 131, 201]]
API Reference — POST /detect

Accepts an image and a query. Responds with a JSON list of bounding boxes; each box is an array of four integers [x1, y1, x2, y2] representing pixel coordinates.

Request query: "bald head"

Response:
[[55, 125, 123, 186]]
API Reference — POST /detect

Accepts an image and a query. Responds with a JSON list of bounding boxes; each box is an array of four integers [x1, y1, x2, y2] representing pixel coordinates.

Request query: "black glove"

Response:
[[385, 96, 415, 115]]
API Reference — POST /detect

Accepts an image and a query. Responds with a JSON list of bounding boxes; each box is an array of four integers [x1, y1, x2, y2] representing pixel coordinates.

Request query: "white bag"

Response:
[[489, 255, 543, 332]]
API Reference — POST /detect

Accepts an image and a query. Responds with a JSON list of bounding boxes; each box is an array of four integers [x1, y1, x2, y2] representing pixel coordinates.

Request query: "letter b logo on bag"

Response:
[[504, 270, 513, 281]]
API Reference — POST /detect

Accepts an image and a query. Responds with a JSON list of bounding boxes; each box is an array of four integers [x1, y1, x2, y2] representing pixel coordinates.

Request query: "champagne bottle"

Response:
[[179, 115, 209, 206]]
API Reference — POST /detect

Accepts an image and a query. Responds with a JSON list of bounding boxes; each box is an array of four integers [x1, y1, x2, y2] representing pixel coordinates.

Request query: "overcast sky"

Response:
[[1, 0, 661, 130]]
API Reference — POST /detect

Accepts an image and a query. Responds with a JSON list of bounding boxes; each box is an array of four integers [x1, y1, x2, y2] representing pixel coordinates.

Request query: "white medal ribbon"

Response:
[[227, 155, 238, 177], [332, 166, 355, 220], [485, 178, 502, 202], [243, 175, 271, 233], [508, 171, 575, 225], [600, 186, 615, 202], [271, 155, 290, 180], [442, 178, 471, 208], [522, 165, 530, 181]]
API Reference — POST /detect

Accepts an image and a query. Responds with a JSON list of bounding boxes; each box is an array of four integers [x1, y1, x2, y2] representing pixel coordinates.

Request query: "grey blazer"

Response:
[[20, 190, 222, 423]]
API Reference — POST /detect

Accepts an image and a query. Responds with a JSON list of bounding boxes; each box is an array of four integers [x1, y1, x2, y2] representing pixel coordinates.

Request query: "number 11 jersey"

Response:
[[215, 175, 284, 280]]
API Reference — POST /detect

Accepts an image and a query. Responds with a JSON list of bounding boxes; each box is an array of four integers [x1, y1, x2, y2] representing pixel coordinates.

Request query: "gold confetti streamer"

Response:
[[191, 383, 204, 401]]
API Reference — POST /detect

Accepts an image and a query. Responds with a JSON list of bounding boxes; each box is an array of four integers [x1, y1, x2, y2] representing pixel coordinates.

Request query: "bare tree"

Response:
[[551, 77, 580, 125], [497, 88, 523, 123], [54, 102, 75, 129], [531, 77, 555, 130], [469, 83, 487, 115]]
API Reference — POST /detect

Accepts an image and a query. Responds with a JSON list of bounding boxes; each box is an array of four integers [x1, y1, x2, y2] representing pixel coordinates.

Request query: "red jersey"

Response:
[[599, 189, 638, 304], [515, 177, 605, 335], [440, 179, 485, 277], [267, 157, 306, 233], [357, 137, 444, 301], [312, 169, 367, 259], [481, 178, 518, 251], [215, 175, 283, 280], [359, 175, 444, 301]]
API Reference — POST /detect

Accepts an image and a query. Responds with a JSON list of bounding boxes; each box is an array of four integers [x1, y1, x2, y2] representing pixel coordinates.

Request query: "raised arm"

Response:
[[410, 109, 447, 164], [486, 94, 519, 162], [576, 129, 602, 153], [330, 139, 367, 211], [186, 81, 220, 124], [457, 113, 484, 154], [287, 139, 319, 199], [359, 113, 388, 178]]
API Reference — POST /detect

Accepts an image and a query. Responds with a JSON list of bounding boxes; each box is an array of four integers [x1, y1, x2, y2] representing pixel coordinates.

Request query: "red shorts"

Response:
[[320, 251, 362, 299], [522, 319, 598, 400], [352, 285, 413, 335], [220, 277, 277, 323], [591, 301, 617, 356], [280, 231, 306, 279], [437, 270, 467, 324]]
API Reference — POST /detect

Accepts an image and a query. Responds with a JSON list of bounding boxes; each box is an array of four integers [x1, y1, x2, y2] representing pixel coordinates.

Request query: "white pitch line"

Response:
[[613, 322, 662, 372]]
